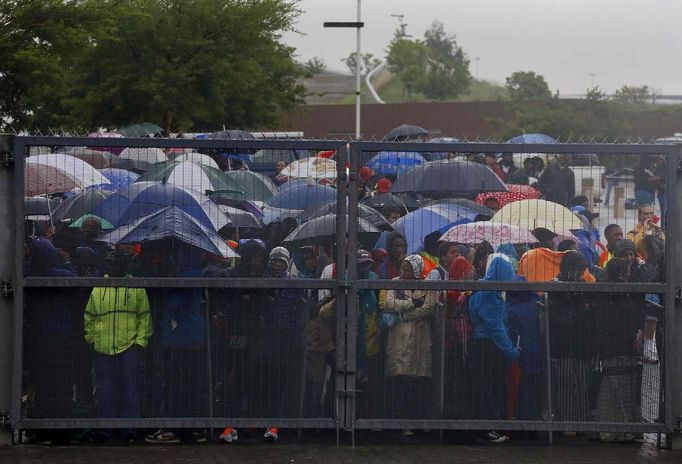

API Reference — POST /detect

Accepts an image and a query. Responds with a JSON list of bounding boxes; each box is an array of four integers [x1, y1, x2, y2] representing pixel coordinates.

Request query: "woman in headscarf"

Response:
[[380, 254, 436, 434], [547, 250, 598, 424], [467, 255, 519, 443]]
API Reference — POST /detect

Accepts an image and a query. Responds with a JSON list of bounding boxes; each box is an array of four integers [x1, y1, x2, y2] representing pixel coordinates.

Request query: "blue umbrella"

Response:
[[93, 181, 228, 231], [367, 151, 425, 176], [374, 203, 478, 254], [425, 137, 461, 161], [506, 133, 558, 144], [265, 183, 337, 210], [101, 206, 237, 258], [98, 168, 140, 191]]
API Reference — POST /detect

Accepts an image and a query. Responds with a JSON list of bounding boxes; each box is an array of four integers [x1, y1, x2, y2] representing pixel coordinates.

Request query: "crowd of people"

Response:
[[22, 150, 667, 446]]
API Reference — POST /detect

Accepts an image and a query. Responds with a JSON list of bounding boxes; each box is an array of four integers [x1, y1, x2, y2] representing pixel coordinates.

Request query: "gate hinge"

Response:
[[1, 152, 13, 168], [1, 280, 13, 297]]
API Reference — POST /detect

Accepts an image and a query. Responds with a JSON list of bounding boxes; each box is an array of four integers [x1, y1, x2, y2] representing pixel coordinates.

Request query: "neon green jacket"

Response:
[[84, 283, 152, 355]]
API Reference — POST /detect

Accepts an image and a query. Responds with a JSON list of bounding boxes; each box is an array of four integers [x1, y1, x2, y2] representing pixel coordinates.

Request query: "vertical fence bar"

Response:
[[664, 149, 679, 434], [542, 295, 553, 443], [10, 138, 25, 430], [203, 289, 214, 438], [346, 143, 360, 441]]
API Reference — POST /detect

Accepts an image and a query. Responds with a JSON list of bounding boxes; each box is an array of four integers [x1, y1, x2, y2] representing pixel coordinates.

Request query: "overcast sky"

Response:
[[282, 0, 682, 95]]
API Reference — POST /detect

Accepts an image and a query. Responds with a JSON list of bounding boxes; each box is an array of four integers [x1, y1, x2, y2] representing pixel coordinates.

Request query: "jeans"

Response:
[[93, 346, 144, 418], [635, 189, 655, 206]]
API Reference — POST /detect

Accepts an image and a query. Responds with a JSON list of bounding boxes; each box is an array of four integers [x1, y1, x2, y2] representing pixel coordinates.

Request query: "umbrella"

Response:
[[384, 124, 429, 141], [168, 152, 220, 169], [52, 189, 114, 221], [476, 184, 542, 209], [99, 168, 140, 191], [117, 122, 164, 138], [138, 161, 247, 200], [277, 157, 337, 184], [206, 129, 254, 140], [26, 154, 110, 191], [391, 159, 508, 196], [102, 206, 237, 258], [424, 137, 461, 160], [119, 147, 167, 166], [506, 133, 558, 145], [265, 183, 337, 210], [429, 198, 494, 217], [261, 205, 303, 225], [25, 196, 62, 217], [217, 205, 262, 229], [490, 199, 584, 233], [381, 203, 479, 254], [367, 151, 426, 176], [439, 222, 538, 247], [69, 214, 115, 230], [283, 214, 380, 247], [360, 192, 421, 212], [223, 170, 279, 201], [298, 200, 393, 231], [56, 148, 112, 169], [24, 164, 78, 196], [94, 181, 229, 231], [87, 131, 126, 155]]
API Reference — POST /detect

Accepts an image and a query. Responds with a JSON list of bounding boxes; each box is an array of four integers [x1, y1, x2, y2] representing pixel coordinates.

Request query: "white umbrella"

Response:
[[119, 147, 167, 164], [26, 153, 110, 189], [279, 157, 337, 182], [172, 152, 219, 169]]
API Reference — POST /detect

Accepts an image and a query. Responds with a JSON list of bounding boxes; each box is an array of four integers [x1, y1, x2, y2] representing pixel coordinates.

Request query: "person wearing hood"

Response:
[[375, 231, 408, 279], [380, 254, 436, 434], [496, 243, 527, 273], [547, 251, 598, 424], [467, 255, 519, 444]]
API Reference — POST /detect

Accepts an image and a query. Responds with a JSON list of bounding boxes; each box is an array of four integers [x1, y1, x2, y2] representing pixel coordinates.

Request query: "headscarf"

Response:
[[605, 257, 630, 283], [448, 256, 473, 281], [403, 254, 424, 280], [613, 239, 636, 259], [557, 250, 588, 282], [483, 255, 516, 282]]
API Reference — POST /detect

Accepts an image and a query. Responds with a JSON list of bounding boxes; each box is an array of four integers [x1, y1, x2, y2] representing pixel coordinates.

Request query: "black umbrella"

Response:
[[25, 196, 62, 216], [425, 198, 494, 217], [52, 189, 114, 221], [384, 124, 429, 141], [298, 201, 393, 231], [391, 159, 508, 197], [217, 205, 263, 229], [283, 214, 380, 247], [360, 192, 421, 212]]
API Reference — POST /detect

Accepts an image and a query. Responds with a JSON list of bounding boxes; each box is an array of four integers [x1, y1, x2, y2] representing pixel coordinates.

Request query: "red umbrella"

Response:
[[476, 184, 541, 209], [506, 335, 522, 419]]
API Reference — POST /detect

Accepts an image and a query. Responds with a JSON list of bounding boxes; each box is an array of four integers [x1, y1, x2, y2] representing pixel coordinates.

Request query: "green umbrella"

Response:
[[117, 122, 164, 138], [225, 170, 279, 201], [69, 214, 115, 230], [138, 161, 248, 200]]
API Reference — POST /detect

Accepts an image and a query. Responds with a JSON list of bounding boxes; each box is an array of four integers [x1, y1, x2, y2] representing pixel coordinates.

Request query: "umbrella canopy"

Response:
[[206, 129, 254, 140], [52, 189, 114, 221], [99, 168, 140, 191], [223, 170, 278, 201], [298, 200, 393, 231], [139, 161, 247, 199], [25, 196, 62, 216], [217, 205, 262, 229], [26, 154, 110, 191], [391, 159, 508, 196], [117, 123, 163, 138], [93, 181, 229, 231], [383, 203, 479, 254], [491, 199, 584, 233], [261, 205, 303, 225], [360, 192, 421, 212], [265, 183, 337, 210], [283, 214, 380, 247], [506, 133, 558, 145], [87, 131, 125, 155], [56, 148, 112, 169], [430, 198, 494, 217], [24, 164, 78, 196], [277, 157, 337, 184], [69, 214, 115, 230], [367, 151, 425, 176], [168, 152, 220, 169], [440, 222, 538, 247], [424, 137, 461, 160], [384, 124, 429, 141], [476, 184, 542, 209], [102, 206, 237, 258], [119, 147, 167, 164]]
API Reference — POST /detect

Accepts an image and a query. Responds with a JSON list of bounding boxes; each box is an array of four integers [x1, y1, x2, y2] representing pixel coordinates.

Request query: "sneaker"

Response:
[[402, 429, 414, 436], [263, 427, 279, 442], [478, 431, 509, 444], [219, 427, 238, 443], [145, 429, 180, 444], [191, 431, 208, 443]]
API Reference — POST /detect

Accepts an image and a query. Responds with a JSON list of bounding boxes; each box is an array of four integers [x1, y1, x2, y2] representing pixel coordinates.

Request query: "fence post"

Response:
[[669, 148, 682, 448], [346, 143, 360, 445]]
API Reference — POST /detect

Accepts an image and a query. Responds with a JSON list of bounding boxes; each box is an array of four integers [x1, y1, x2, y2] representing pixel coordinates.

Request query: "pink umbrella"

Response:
[[476, 184, 541, 209], [439, 221, 539, 247], [25, 164, 78, 196]]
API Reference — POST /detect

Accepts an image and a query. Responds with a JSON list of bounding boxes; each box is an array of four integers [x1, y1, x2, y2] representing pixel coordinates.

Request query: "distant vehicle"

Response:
[[654, 133, 682, 145]]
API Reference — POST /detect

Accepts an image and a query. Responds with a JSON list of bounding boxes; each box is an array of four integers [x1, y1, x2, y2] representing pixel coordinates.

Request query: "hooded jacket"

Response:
[[468, 256, 520, 360], [506, 280, 542, 374], [84, 277, 153, 355]]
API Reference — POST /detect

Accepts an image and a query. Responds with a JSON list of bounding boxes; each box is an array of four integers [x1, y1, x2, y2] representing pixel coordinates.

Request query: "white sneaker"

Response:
[[145, 429, 180, 444], [264, 427, 279, 442], [219, 427, 238, 443], [478, 431, 509, 444]]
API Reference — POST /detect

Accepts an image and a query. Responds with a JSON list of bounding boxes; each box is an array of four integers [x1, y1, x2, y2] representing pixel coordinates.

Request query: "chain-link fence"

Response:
[[9, 135, 680, 443]]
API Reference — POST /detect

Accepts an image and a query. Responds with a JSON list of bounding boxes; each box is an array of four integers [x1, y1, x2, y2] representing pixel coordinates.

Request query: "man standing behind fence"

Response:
[[84, 250, 152, 428]]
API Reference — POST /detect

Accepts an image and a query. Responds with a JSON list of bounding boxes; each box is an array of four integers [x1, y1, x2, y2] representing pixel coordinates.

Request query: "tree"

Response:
[[301, 57, 327, 77], [341, 52, 381, 76], [584, 86, 609, 102], [612, 85, 656, 104], [505, 71, 552, 101]]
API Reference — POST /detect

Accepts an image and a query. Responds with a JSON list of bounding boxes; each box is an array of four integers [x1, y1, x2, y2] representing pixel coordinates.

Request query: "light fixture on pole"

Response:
[[324, 1, 364, 139]]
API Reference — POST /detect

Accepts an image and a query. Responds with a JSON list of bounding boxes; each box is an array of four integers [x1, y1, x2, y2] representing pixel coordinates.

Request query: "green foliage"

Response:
[[1, 0, 306, 132], [385, 21, 471, 101], [341, 52, 381, 76], [301, 57, 327, 77], [505, 71, 552, 101], [612, 85, 657, 104], [584, 86, 609, 102]]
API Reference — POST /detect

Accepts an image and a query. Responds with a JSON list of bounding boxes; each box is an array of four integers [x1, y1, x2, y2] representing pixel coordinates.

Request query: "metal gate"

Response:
[[9, 135, 682, 441]]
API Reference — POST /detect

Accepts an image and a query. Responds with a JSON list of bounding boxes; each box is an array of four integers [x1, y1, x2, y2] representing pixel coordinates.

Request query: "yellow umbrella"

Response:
[[490, 199, 583, 233]]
